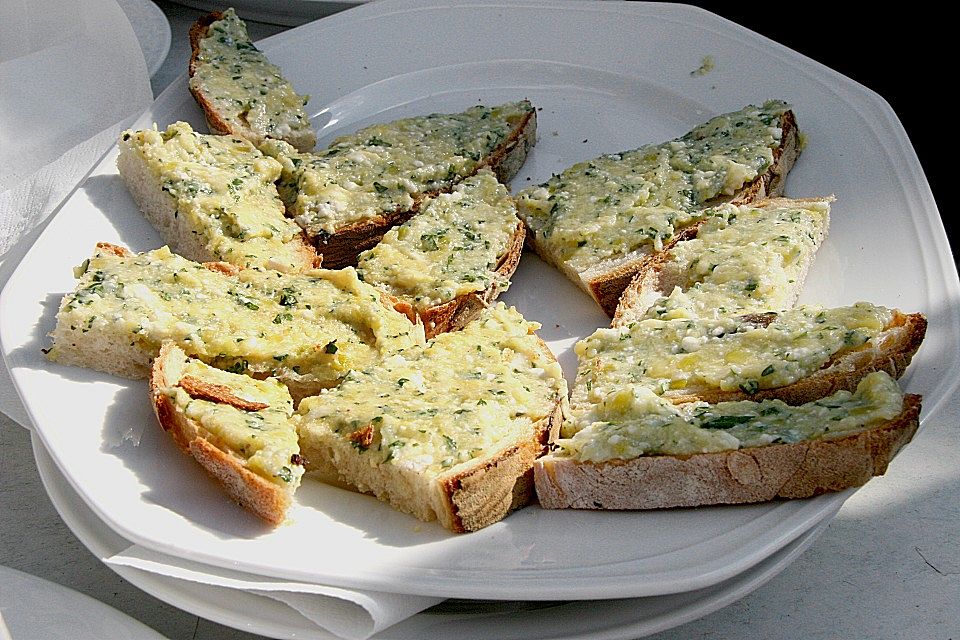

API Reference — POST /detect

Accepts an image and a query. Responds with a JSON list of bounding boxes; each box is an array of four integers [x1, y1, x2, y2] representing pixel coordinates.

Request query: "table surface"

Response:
[[2, 2, 958, 639]]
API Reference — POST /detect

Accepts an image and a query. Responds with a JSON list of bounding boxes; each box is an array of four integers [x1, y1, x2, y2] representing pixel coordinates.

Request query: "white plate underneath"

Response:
[[0, 564, 165, 640], [33, 432, 835, 640], [3, 0, 956, 601], [116, 0, 170, 77]]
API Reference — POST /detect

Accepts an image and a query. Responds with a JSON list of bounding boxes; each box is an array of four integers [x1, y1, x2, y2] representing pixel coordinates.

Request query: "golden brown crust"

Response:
[[149, 343, 294, 526], [188, 12, 235, 139], [437, 397, 564, 532], [187, 12, 222, 78], [316, 107, 537, 269], [535, 394, 921, 510], [178, 375, 270, 411], [314, 208, 418, 269], [389, 222, 526, 339], [95, 242, 133, 258], [569, 109, 800, 317], [202, 261, 242, 277]]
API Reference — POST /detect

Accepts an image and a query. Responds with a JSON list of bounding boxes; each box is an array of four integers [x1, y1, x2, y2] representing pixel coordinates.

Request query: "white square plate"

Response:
[[2, 0, 956, 600]]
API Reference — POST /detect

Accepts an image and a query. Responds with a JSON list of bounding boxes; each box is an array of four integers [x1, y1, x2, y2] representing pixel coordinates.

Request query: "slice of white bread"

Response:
[[574, 304, 927, 409], [612, 197, 831, 325], [356, 170, 525, 338], [46, 243, 424, 399], [536, 372, 921, 509], [188, 9, 316, 151], [151, 343, 303, 525], [296, 304, 567, 532], [117, 122, 319, 273], [516, 101, 800, 316], [260, 100, 537, 268]]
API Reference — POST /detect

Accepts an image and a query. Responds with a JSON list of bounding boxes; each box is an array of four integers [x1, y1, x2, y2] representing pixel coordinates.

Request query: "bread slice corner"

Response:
[[535, 392, 921, 510], [150, 343, 303, 526]]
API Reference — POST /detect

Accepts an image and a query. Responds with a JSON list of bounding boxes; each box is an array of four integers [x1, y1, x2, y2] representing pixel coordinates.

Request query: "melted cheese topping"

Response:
[[260, 101, 533, 237], [50, 246, 423, 386], [189, 8, 314, 149], [572, 303, 894, 408], [516, 101, 790, 273], [162, 346, 302, 486], [355, 170, 519, 310], [556, 372, 905, 461], [298, 304, 566, 476], [120, 122, 309, 272], [644, 200, 830, 320]]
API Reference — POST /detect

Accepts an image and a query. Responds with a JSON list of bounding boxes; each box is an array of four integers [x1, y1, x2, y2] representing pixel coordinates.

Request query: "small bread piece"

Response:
[[46, 244, 424, 398], [356, 170, 525, 338], [536, 372, 921, 510], [188, 9, 316, 151], [117, 122, 318, 272], [517, 101, 800, 315], [151, 344, 303, 525], [572, 304, 926, 410], [612, 197, 831, 325], [261, 100, 536, 267], [297, 304, 568, 532]]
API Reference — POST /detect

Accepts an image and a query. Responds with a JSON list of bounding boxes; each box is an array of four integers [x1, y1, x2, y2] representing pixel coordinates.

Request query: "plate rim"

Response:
[[31, 430, 839, 640], [3, 0, 957, 601]]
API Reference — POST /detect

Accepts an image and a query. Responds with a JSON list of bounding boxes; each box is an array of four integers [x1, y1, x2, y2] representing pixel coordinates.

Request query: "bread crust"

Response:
[[526, 110, 799, 317], [535, 394, 921, 510], [437, 398, 563, 532], [188, 12, 316, 152], [316, 106, 537, 269], [149, 343, 297, 526], [388, 222, 526, 338]]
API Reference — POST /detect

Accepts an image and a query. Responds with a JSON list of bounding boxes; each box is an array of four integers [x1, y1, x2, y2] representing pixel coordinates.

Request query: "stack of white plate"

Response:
[[3, 2, 955, 638]]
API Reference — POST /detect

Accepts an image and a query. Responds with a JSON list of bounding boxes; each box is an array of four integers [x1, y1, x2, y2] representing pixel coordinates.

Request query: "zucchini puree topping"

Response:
[[557, 371, 905, 461], [189, 8, 315, 149], [574, 303, 895, 403], [160, 346, 302, 487], [260, 101, 534, 237], [356, 170, 520, 310], [516, 100, 790, 273], [643, 199, 830, 320], [119, 122, 309, 272], [297, 304, 567, 474], [49, 245, 423, 385]]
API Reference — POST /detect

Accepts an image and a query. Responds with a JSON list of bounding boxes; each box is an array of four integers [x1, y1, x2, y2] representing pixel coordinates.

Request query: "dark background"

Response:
[[698, 5, 951, 258]]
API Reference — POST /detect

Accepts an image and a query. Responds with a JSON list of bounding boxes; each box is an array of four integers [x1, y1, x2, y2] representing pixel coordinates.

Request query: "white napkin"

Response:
[[0, 0, 153, 426], [106, 545, 444, 640]]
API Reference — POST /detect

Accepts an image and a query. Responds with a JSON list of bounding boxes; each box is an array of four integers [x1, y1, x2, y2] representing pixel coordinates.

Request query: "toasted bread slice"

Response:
[[151, 344, 303, 525], [356, 170, 525, 338], [517, 101, 800, 315], [47, 244, 424, 399], [536, 372, 921, 509], [260, 100, 537, 268], [612, 197, 831, 325], [296, 304, 568, 532], [117, 122, 319, 273], [572, 304, 926, 411], [188, 10, 316, 151]]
